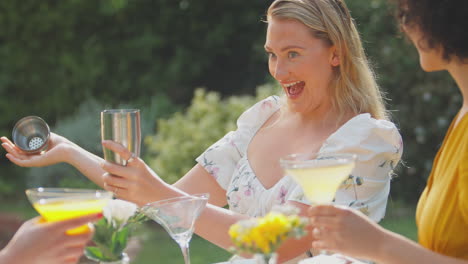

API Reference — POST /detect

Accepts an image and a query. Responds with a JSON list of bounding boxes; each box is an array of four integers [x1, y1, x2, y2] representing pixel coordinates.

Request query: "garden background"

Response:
[[0, 0, 460, 263]]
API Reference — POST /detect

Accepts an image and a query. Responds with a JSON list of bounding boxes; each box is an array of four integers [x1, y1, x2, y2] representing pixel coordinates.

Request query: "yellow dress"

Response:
[[416, 113, 468, 259]]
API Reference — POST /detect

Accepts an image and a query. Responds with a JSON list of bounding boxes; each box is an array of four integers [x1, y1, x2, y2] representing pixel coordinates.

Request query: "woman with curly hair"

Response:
[[308, 0, 468, 263]]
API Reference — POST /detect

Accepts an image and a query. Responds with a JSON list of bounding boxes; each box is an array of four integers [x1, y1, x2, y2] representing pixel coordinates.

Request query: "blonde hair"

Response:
[[267, 0, 389, 120]]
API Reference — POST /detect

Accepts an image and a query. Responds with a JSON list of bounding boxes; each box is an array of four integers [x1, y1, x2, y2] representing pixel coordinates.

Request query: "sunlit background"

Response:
[[0, 0, 460, 263]]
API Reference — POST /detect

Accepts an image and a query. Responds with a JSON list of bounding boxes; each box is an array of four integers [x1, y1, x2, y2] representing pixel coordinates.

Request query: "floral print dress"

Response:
[[196, 96, 403, 222]]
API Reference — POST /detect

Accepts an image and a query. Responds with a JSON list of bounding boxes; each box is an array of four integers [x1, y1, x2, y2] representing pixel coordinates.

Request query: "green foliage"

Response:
[[86, 201, 148, 262], [85, 219, 130, 262], [146, 84, 279, 183], [0, 166, 25, 199], [0, 0, 270, 136]]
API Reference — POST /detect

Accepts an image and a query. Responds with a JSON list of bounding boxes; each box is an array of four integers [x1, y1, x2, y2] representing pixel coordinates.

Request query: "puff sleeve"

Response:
[[195, 96, 280, 190]]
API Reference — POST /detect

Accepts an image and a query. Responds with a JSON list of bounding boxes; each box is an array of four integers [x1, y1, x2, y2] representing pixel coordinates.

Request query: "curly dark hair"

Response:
[[394, 0, 468, 62]]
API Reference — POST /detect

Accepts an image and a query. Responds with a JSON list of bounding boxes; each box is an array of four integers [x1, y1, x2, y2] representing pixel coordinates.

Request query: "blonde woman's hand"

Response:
[[308, 205, 386, 261], [1, 213, 102, 264], [1, 133, 73, 168], [100, 140, 166, 206]]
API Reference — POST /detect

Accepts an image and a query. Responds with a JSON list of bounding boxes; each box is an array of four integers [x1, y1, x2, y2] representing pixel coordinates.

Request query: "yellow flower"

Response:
[[229, 223, 240, 239], [228, 206, 307, 256]]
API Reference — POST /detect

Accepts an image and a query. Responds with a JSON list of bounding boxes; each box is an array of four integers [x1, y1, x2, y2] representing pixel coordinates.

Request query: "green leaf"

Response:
[[111, 226, 129, 256], [93, 219, 114, 245], [85, 246, 106, 261]]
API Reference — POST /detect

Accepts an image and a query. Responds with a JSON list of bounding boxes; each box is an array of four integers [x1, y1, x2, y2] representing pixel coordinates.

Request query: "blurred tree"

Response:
[[0, 0, 273, 134], [146, 84, 279, 184]]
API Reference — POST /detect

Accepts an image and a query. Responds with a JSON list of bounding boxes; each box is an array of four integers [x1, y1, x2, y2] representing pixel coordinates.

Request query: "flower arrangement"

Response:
[[228, 205, 308, 263], [85, 199, 148, 263]]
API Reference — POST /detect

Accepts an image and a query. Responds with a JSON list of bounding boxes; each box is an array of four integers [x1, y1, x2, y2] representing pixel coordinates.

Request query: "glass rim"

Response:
[[25, 187, 113, 197], [143, 193, 209, 208], [101, 109, 140, 114]]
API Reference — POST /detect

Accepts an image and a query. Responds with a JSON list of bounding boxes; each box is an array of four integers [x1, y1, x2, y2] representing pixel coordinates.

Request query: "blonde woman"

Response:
[[2, 0, 402, 262]]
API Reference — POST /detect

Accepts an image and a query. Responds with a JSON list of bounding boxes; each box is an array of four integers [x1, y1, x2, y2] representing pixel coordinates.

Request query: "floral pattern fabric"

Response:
[[196, 96, 403, 222]]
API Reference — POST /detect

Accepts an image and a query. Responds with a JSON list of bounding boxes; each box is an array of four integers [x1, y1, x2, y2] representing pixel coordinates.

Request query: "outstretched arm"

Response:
[[308, 205, 468, 264], [1, 134, 107, 188]]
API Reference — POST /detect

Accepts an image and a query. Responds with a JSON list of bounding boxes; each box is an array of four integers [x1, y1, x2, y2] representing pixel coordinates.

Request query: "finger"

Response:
[[5, 153, 34, 167], [103, 172, 131, 189], [309, 216, 341, 228], [1, 139, 33, 157], [2, 142, 27, 158], [59, 246, 86, 264], [311, 226, 331, 239], [1, 136, 15, 146], [102, 176, 128, 199], [5, 151, 48, 168], [62, 231, 94, 247], [311, 240, 329, 251], [101, 160, 136, 177], [308, 204, 344, 216], [102, 140, 133, 161]]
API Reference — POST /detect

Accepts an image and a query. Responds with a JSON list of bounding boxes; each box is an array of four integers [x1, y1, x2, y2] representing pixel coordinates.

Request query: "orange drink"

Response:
[[26, 188, 113, 235]]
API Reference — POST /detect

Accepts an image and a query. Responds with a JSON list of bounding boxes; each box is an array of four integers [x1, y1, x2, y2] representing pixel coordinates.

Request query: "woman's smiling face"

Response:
[[265, 17, 338, 115]]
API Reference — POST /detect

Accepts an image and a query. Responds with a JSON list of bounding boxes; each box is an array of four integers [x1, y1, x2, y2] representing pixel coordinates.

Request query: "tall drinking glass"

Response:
[[280, 152, 356, 255], [101, 109, 141, 166], [25, 188, 113, 235]]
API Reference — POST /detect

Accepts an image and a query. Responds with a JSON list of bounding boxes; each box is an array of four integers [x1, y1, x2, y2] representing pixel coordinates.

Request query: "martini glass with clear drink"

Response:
[[141, 193, 209, 264], [280, 152, 356, 255]]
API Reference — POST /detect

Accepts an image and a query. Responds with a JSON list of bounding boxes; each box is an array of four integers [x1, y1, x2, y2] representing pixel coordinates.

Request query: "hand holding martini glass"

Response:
[[26, 188, 113, 235], [280, 152, 356, 256]]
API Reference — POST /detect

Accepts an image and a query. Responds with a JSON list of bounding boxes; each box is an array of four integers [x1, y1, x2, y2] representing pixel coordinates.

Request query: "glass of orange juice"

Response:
[[25, 188, 113, 235]]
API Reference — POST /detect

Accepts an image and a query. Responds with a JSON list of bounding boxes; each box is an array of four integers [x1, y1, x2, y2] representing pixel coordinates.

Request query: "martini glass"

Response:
[[280, 152, 356, 255], [142, 193, 209, 264], [25, 188, 113, 235]]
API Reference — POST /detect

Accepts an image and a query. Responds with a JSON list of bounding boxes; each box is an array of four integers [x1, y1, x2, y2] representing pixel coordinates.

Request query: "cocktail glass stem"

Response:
[[179, 240, 191, 264], [141, 194, 209, 264]]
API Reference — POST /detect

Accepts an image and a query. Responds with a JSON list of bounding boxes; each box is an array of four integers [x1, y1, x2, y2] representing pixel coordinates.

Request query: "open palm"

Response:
[[1, 133, 72, 168]]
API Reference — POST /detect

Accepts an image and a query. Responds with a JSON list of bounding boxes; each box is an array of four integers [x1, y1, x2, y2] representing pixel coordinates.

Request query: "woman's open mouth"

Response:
[[284, 81, 305, 99]]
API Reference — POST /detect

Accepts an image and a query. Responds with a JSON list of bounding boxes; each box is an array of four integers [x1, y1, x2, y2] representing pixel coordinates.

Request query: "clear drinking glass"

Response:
[[280, 152, 356, 255], [101, 109, 141, 166], [141, 193, 209, 264], [25, 188, 113, 235]]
